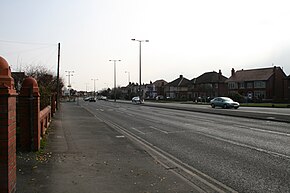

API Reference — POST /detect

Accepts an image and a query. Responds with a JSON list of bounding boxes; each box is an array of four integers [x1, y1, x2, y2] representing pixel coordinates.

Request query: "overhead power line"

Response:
[[0, 39, 56, 46]]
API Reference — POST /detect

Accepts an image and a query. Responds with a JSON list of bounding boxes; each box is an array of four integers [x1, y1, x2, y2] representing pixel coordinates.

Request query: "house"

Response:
[[284, 75, 290, 102], [225, 66, 287, 102], [190, 70, 228, 101], [164, 75, 190, 100], [151, 79, 167, 99]]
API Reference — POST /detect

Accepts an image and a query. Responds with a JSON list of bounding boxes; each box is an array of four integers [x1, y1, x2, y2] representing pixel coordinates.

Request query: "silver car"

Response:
[[210, 97, 239, 109], [132, 96, 143, 104]]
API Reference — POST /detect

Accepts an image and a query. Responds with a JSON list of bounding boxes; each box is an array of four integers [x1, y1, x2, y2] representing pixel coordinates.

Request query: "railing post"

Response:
[[0, 56, 17, 193]]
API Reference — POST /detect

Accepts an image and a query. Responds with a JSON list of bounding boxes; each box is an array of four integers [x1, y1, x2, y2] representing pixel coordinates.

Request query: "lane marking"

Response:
[[131, 127, 146, 134], [234, 125, 290, 137], [149, 126, 169, 134], [195, 130, 290, 160]]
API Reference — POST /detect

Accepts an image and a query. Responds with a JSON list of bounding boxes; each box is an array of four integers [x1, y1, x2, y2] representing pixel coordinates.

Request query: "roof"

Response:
[[195, 71, 227, 84], [226, 67, 281, 82], [166, 75, 190, 87], [153, 79, 167, 87]]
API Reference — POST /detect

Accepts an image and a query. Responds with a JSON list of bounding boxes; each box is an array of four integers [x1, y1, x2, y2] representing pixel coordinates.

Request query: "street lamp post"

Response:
[[65, 70, 74, 88], [65, 70, 74, 96], [131, 39, 149, 99], [91, 78, 98, 98], [109, 60, 121, 102], [125, 71, 130, 84]]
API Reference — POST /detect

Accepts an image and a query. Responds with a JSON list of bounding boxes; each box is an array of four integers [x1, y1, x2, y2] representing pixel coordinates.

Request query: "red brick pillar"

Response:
[[19, 77, 40, 151], [0, 56, 17, 193]]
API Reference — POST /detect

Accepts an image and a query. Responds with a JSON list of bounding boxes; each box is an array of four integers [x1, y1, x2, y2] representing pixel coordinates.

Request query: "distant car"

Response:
[[132, 96, 143, 104], [89, 97, 96, 102], [210, 97, 239, 109], [99, 96, 108, 101], [84, 97, 91, 101], [155, 95, 164, 100]]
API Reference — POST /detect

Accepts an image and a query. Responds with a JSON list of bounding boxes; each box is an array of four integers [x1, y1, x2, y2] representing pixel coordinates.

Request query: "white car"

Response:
[[132, 96, 143, 104]]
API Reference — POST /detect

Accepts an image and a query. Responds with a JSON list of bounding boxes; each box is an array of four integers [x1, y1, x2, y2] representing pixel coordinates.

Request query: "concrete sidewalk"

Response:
[[16, 102, 196, 193]]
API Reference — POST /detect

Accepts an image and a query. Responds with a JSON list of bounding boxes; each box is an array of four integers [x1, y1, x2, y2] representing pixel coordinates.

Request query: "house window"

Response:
[[254, 81, 266, 88], [246, 82, 253, 88], [228, 82, 238, 89], [240, 82, 245, 89]]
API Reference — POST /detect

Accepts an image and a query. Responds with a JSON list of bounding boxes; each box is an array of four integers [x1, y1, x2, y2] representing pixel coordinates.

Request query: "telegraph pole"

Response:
[[56, 43, 60, 110]]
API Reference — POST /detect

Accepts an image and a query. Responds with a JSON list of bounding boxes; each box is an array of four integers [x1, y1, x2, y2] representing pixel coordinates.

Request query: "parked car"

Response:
[[155, 95, 164, 100], [132, 96, 143, 104], [89, 97, 96, 102], [99, 96, 108, 101], [210, 97, 239, 109], [84, 96, 92, 101]]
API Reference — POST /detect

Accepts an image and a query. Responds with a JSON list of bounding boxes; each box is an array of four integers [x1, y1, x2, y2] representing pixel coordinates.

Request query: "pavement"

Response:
[[16, 102, 197, 193]]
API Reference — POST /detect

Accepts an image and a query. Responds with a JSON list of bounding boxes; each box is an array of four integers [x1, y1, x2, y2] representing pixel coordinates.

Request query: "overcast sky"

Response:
[[1, 0, 290, 91]]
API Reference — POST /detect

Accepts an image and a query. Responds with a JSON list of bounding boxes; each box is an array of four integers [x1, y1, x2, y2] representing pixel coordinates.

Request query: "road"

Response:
[[80, 100, 290, 192]]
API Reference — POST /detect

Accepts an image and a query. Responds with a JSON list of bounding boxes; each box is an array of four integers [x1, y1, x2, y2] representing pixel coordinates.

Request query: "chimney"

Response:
[[231, 68, 235, 76], [179, 75, 183, 79], [219, 69, 222, 75]]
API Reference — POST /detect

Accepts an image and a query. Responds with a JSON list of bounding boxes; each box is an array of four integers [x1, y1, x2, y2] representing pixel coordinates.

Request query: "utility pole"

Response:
[[56, 43, 60, 110]]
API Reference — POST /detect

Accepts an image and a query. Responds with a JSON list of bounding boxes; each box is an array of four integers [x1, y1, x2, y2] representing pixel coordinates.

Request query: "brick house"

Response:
[[284, 75, 290, 102], [225, 66, 287, 102], [164, 75, 190, 100], [190, 70, 228, 101], [153, 79, 167, 97]]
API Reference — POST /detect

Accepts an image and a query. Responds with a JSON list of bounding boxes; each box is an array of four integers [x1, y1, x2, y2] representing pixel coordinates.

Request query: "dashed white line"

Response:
[[149, 126, 169, 134], [131, 127, 146, 134]]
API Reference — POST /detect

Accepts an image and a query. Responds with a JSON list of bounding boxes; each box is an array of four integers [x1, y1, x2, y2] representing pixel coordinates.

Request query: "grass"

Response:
[[241, 103, 290, 108]]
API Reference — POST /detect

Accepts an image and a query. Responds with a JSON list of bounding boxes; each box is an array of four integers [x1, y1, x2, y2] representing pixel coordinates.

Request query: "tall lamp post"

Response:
[[109, 60, 121, 102], [91, 78, 98, 98], [131, 39, 149, 99], [65, 70, 74, 87], [65, 70, 74, 96]]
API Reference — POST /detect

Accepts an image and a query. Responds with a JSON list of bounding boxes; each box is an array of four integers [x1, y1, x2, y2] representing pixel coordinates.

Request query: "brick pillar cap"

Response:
[[0, 56, 10, 76], [0, 56, 16, 93], [20, 77, 40, 96]]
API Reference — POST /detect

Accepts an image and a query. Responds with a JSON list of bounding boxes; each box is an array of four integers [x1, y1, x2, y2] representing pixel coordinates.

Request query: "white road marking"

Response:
[[149, 126, 169, 134], [131, 127, 146, 134], [235, 125, 290, 137]]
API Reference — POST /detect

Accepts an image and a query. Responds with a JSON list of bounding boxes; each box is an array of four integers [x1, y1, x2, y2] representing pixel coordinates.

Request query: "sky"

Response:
[[1, 0, 290, 91]]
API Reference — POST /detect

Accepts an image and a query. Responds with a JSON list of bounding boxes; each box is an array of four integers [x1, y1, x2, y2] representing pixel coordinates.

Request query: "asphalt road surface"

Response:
[[81, 100, 290, 193]]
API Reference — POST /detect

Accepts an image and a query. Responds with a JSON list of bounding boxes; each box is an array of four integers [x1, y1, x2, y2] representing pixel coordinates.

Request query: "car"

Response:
[[99, 96, 107, 101], [89, 97, 96, 102], [155, 95, 164, 100], [132, 96, 143, 104], [84, 96, 91, 101], [210, 97, 239, 109]]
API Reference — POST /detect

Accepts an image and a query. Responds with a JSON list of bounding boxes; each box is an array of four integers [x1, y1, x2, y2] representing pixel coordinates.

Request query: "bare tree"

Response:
[[24, 65, 64, 110]]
